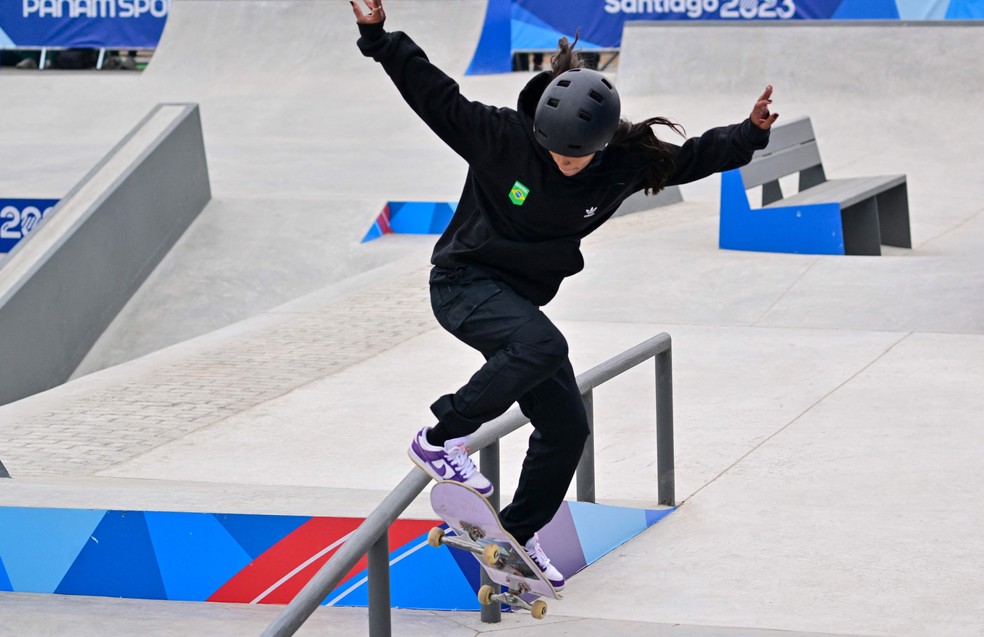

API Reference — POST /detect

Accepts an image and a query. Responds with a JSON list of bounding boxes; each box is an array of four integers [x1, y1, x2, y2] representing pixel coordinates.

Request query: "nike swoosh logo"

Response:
[[432, 459, 456, 480]]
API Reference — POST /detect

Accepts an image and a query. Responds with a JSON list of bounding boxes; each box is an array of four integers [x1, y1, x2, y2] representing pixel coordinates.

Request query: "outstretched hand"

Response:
[[751, 85, 779, 130], [350, 0, 385, 24]]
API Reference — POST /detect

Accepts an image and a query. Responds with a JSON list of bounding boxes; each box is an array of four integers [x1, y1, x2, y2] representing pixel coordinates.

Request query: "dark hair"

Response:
[[551, 34, 684, 195]]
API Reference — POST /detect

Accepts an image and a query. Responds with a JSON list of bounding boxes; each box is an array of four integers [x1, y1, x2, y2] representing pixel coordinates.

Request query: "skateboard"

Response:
[[427, 480, 561, 619]]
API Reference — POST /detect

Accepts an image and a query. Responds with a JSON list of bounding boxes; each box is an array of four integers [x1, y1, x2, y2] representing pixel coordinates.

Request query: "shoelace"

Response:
[[526, 539, 552, 569], [446, 442, 478, 480]]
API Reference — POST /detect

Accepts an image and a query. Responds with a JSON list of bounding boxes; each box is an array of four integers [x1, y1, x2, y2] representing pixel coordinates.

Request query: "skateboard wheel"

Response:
[[531, 599, 547, 619], [427, 527, 444, 548], [482, 544, 501, 565], [477, 584, 495, 606]]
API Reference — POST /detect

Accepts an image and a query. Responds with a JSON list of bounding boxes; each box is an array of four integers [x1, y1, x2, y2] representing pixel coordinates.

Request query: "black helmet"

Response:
[[533, 68, 621, 157]]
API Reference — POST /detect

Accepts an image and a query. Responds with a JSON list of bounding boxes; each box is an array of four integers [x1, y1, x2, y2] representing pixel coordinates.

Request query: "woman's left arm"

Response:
[[667, 86, 778, 185]]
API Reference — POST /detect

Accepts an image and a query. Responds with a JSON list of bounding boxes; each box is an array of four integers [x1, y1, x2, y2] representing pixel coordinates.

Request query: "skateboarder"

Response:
[[349, 0, 778, 591]]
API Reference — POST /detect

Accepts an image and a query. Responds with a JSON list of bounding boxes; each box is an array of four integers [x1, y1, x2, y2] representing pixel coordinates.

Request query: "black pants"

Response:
[[429, 266, 589, 544]]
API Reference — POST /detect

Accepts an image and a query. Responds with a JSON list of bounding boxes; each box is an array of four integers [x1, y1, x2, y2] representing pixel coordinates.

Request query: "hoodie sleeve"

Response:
[[665, 119, 770, 186], [357, 23, 507, 167]]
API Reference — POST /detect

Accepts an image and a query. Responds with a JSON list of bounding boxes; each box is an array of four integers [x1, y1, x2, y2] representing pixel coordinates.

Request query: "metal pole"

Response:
[[367, 530, 391, 637], [479, 442, 501, 624], [577, 389, 596, 503], [656, 345, 675, 506], [480, 440, 501, 512]]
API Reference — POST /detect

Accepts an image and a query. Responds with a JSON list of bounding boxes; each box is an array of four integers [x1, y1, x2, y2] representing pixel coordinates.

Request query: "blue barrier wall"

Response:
[[469, 0, 984, 73], [0, 501, 673, 609]]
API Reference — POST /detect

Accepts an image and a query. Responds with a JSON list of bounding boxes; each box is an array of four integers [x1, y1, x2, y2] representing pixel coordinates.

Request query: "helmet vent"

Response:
[[547, 98, 560, 108], [577, 109, 593, 122], [557, 79, 571, 88], [589, 90, 603, 103], [601, 78, 613, 89]]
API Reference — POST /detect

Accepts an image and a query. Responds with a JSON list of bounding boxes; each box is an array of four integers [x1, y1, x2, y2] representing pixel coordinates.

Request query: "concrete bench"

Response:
[[718, 116, 910, 255]]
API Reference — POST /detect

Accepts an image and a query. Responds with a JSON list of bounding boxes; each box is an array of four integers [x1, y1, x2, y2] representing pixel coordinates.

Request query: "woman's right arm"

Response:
[[351, 0, 506, 166]]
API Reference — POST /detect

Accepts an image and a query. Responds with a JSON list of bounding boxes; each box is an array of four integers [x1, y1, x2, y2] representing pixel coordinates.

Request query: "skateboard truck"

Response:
[[478, 583, 548, 619], [428, 526, 549, 619]]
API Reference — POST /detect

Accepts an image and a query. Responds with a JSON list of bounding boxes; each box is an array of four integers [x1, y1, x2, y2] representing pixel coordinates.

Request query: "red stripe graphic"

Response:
[[208, 517, 439, 604], [376, 204, 393, 236]]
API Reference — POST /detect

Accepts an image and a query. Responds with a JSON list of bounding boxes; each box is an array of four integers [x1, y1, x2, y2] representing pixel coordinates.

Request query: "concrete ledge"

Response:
[[0, 104, 211, 407], [616, 186, 684, 217]]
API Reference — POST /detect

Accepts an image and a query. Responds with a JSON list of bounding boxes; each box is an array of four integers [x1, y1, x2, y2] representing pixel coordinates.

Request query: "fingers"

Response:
[[755, 85, 774, 114], [350, 0, 366, 20], [751, 84, 778, 129], [753, 107, 779, 130], [364, 0, 384, 20], [350, 0, 384, 23]]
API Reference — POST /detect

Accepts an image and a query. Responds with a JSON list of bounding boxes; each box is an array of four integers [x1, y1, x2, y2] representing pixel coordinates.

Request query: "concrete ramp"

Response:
[[143, 0, 490, 201], [5, 0, 497, 376]]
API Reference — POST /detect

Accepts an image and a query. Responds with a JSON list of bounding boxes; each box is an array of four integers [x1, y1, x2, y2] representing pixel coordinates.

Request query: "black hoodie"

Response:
[[358, 24, 770, 306]]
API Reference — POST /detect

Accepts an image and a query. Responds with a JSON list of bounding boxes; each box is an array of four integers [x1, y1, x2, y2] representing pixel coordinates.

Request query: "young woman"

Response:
[[350, 0, 778, 590]]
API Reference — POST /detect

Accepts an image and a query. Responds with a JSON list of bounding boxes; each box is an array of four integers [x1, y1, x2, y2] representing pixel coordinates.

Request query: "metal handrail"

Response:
[[261, 333, 674, 637]]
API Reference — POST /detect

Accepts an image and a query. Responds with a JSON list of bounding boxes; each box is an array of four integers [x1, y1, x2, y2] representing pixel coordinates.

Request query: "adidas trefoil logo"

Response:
[[584, 206, 597, 218]]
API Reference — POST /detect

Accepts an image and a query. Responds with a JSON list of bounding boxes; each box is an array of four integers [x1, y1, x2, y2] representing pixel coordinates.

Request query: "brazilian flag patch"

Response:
[[509, 180, 530, 206]]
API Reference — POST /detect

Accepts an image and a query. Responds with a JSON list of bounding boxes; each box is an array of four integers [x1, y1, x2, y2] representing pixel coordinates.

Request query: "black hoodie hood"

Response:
[[516, 72, 556, 165], [517, 71, 554, 121]]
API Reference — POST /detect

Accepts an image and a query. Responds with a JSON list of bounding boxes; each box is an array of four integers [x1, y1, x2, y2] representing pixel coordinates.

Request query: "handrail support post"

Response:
[[577, 389, 596, 503], [367, 529, 391, 637], [656, 346, 675, 506], [479, 442, 502, 624]]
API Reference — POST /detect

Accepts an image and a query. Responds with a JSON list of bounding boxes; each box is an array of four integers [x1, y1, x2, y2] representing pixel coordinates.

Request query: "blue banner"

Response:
[[500, 0, 984, 52], [467, 0, 984, 72], [0, 199, 59, 254], [0, 0, 168, 49]]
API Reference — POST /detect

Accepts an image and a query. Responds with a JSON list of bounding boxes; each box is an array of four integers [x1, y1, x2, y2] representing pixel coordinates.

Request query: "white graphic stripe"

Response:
[[326, 538, 431, 606], [250, 531, 355, 604]]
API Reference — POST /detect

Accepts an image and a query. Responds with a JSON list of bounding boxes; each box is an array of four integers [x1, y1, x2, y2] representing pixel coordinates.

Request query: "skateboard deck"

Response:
[[428, 480, 560, 619]]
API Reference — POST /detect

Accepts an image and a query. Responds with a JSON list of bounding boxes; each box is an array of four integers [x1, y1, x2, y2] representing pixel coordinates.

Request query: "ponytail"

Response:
[[550, 33, 585, 76], [611, 117, 685, 195]]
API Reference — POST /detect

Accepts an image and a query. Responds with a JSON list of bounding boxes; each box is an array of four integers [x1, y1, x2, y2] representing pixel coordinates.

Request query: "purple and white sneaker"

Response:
[[408, 426, 493, 496], [524, 533, 565, 591]]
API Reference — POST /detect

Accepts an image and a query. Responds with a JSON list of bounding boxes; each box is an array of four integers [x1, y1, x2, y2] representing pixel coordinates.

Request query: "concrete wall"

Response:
[[619, 22, 984, 97], [0, 104, 211, 406]]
